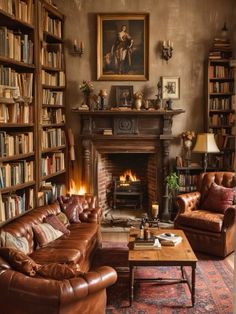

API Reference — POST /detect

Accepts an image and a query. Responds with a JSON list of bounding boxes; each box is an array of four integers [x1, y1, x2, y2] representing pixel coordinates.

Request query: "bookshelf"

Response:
[[0, 0, 67, 224], [37, 0, 66, 206], [206, 38, 235, 171], [0, 0, 36, 223], [176, 167, 202, 194]]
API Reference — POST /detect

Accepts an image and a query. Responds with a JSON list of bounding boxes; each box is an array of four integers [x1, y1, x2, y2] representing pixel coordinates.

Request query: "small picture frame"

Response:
[[115, 85, 133, 107], [162, 76, 180, 99]]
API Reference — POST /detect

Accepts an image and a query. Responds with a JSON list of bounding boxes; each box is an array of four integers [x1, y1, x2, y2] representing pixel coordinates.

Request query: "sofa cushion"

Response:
[[63, 202, 82, 223], [33, 223, 63, 247], [30, 248, 81, 265], [202, 182, 235, 213], [0, 247, 39, 276], [44, 215, 70, 236], [177, 209, 224, 232], [57, 212, 70, 227], [37, 263, 82, 280], [0, 231, 30, 254]]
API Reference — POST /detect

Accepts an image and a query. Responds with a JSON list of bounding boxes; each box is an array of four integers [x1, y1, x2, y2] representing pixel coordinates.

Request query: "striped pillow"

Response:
[[0, 231, 30, 254], [33, 223, 63, 247]]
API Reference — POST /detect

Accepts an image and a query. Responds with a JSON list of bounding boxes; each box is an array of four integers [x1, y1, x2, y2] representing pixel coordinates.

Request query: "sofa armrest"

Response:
[[175, 191, 201, 215], [222, 206, 236, 231], [79, 208, 102, 224]]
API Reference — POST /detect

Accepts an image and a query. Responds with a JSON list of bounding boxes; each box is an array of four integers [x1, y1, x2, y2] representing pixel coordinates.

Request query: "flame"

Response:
[[69, 179, 86, 195], [120, 169, 139, 182]]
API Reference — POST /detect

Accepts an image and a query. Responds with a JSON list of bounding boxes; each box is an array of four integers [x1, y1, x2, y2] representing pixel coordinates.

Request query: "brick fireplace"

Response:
[[73, 109, 184, 219]]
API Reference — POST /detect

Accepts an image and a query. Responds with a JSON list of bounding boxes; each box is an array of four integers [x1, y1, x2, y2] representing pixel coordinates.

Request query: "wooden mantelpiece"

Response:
[[72, 109, 185, 219]]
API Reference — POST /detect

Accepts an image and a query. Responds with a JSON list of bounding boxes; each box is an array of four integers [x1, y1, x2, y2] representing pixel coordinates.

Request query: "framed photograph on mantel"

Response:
[[115, 85, 133, 108], [162, 76, 180, 99], [97, 13, 149, 81]]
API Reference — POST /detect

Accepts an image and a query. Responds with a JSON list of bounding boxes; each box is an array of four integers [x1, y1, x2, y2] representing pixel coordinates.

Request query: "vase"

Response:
[[135, 98, 142, 110]]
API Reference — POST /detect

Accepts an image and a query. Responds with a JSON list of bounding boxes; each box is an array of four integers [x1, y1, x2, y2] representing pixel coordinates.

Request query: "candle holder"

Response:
[[72, 40, 84, 57], [161, 40, 173, 62]]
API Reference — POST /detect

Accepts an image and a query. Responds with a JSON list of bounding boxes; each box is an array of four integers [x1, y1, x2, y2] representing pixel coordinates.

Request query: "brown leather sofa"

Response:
[[174, 172, 236, 258], [0, 199, 117, 314]]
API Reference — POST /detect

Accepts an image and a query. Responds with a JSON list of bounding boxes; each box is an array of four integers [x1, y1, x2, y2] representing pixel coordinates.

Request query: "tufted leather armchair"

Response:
[[174, 172, 236, 258]]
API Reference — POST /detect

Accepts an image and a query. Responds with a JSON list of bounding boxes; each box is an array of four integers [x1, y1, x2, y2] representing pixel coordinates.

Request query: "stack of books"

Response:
[[157, 233, 182, 246], [209, 38, 232, 60], [133, 237, 161, 250]]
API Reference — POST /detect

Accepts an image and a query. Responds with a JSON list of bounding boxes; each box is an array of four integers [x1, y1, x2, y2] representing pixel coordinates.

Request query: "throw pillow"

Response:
[[202, 182, 236, 213], [57, 212, 70, 227], [44, 214, 70, 236], [33, 223, 63, 247], [37, 263, 82, 280], [63, 202, 82, 223], [0, 231, 30, 254], [0, 247, 39, 276]]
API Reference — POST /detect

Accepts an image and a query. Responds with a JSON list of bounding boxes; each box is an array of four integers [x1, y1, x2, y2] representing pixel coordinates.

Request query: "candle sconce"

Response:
[[161, 40, 173, 62], [72, 40, 84, 57]]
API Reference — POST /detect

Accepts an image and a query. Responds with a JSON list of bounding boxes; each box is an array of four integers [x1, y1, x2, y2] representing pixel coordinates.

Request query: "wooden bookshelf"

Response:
[[206, 47, 235, 170]]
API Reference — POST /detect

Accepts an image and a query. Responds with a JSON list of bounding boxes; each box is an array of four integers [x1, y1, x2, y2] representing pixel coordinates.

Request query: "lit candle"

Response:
[[80, 41, 84, 50], [151, 202, 159, 219], [74, 39, 78, 48], [168, 40, 171, 47], [163, 40, 166, 48]]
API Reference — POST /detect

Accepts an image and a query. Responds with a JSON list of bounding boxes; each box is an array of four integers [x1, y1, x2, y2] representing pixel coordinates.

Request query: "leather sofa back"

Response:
[[0, 203, 61, 254], [197, 172, 236, 202]]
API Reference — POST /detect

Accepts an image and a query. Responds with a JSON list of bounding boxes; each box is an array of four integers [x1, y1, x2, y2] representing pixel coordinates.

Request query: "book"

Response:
[[133, 238, 161, 250], [157, 233, 182, 246]]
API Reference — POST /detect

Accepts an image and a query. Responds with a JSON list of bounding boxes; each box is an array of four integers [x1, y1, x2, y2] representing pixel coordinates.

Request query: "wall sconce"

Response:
[[72, 40, 84, 57], [161, 40, 173, 62]]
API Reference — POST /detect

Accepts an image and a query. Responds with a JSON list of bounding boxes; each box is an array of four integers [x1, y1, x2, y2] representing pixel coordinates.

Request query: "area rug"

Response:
[[94, 242, 234, 314]]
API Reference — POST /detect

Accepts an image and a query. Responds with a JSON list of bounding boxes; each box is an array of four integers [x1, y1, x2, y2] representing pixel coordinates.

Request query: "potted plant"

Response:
[[165, 172, 180, 219]]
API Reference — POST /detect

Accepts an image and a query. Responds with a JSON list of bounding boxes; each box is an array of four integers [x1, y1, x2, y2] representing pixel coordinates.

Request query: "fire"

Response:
[[120, 169, 139, 182], [69, 179, 86, 195]]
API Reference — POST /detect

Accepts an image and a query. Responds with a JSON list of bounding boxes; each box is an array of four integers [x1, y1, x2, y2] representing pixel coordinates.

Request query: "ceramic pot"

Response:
[[135, 98, 142, 110]]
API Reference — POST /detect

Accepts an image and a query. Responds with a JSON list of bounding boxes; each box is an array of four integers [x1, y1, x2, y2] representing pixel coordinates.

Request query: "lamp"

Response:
[[161, 40, 173, 62], [192, 133, 220, 172], [72, 40, 84, 57]]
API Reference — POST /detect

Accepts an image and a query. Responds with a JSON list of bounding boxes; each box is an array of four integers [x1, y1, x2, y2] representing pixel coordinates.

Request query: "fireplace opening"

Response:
[[97, 153, 158, 213]]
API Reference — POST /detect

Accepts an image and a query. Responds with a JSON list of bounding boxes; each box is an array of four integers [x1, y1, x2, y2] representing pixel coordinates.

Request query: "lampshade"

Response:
[[192, 133, 220, 153]]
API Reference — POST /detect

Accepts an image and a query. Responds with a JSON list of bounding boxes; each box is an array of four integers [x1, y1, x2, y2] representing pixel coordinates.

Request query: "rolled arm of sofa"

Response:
[[79, 208, 102, 223], [222, 206, 236, 230], [175, 191, 201, 215]]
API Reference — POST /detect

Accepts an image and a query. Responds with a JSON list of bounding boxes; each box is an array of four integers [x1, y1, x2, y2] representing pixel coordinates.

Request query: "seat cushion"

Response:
[[177, 209, 224, 232], [201, 182, 235, 214]]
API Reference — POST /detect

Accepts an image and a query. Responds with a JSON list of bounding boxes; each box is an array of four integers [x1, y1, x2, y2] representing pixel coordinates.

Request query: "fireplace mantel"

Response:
[[72, 109, 185, 219]]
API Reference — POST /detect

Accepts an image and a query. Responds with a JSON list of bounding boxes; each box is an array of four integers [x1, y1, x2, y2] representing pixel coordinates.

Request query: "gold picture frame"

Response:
[[97, 13, 149, 81]]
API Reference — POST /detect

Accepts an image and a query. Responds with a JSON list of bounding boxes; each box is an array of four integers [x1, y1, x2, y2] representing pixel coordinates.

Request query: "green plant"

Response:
[[166, 172, 179, 197]]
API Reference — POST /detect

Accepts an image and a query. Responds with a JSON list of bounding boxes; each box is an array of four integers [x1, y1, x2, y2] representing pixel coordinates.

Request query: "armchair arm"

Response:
[[175, 191, 201, 215], [222, 206, 236, 231]]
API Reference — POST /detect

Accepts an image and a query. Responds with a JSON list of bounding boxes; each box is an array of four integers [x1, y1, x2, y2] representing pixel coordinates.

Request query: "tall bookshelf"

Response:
[[0, 0, 67, 224], [0, 0, 36, 222], [206, 38, 235, 171], [37, 0, 66, 206]]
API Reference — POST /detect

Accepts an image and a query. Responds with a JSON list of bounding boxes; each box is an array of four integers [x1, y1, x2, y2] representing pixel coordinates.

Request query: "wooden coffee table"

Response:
[[128, 228, 197, 307]]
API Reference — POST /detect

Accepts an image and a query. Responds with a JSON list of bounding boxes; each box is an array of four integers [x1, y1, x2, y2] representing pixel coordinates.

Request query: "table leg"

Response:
[[129, 265, 134, 306], [191, 264, 196, 307]]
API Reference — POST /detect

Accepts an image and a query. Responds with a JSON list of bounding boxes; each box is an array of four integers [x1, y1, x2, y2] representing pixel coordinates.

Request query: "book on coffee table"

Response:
[[157, 233, 182, 246], [133, 238, 161, 250]]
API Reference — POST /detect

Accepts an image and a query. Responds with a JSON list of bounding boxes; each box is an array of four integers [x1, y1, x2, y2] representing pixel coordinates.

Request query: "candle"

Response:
[[163, 40, 166, 48], [74, 39, 78, 47], [80, 41, 84, 50], [168, 40, 171, 47]]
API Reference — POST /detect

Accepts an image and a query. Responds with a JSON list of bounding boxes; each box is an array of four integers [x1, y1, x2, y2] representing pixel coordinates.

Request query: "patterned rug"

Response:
[[93, 242, 234, 314]]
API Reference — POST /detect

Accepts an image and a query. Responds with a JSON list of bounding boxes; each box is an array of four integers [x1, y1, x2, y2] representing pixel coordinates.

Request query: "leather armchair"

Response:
[[174, 172, 236, 258]]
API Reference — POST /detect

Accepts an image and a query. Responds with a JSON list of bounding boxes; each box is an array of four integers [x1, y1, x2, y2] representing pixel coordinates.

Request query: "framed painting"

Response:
[[115, 85, 133, 107], [161, 76, 180, 99], [97, 13, 149, 81]]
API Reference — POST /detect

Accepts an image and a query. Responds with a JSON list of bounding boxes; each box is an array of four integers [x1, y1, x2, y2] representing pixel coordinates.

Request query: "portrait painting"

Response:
[[161, 77, 180, 99], [97, 13, 149, 81]]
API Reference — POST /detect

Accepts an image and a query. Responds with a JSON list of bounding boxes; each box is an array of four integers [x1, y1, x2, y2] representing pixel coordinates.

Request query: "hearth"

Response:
[[113, 170, 143, 209]]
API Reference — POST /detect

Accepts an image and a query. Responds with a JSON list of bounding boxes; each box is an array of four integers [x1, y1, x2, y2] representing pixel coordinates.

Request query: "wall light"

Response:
[[72, 40, 84, 57], [161, 40, 173, 62]]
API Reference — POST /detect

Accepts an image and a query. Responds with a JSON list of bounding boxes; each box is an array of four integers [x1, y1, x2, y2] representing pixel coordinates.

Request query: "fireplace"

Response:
[[73, 109, 185, 219]]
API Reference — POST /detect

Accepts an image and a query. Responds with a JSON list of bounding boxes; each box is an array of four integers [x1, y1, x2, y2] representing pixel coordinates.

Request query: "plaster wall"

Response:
[[54, 0, 236, 177]]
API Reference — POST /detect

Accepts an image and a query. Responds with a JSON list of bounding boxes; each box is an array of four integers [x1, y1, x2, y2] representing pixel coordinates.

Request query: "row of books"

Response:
[[0, 0, 33, 24], [0, 27, 34, 64], [41, 152, 65, 177], [43, 10, 62, 38], [0, 160, 34, 188], [42, 70, 65, 87], [42, 128, 65, 149], [209, 152, 235, 170], [38, 181, 66, 206], [178, 174, 197, 192], [0, 67, 33, 97], [209, 97, 232, 110], [209, 65, 234, 79], [0, 188, 34, 223], [209, 127, 231, 135], [209, 113, 235, 126], [215, 134, 235, 150], [209, 82, 234, 93], [41, 43, 63, 68], [41, 108, 65, 124], [0, 131, 33, 158], [209, 38, 232, 60], [43, 89, 63, 105], [0, 103, 33, 123]]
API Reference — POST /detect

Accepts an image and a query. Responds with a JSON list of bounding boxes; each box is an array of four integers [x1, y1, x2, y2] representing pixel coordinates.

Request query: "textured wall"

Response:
[[55, 0, 235, 173]]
